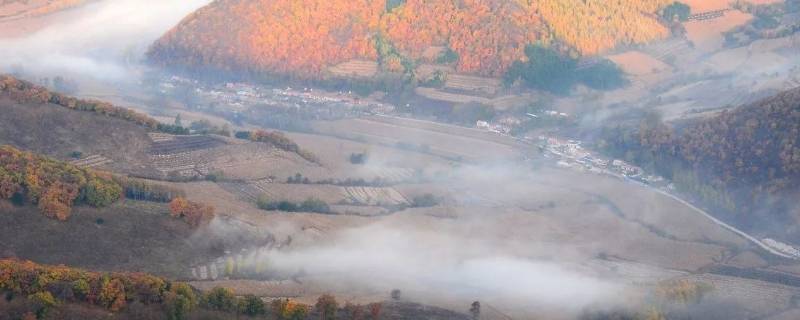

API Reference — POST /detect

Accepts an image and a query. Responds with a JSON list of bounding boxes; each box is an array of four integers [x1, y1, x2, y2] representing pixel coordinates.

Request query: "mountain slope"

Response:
[[599, 86, 800, 236], [148, 0, 672, 79]]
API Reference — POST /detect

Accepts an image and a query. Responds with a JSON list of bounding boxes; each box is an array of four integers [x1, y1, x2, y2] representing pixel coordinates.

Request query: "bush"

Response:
[[411, 194, 439, 207], [349, 152, 368, 164], [205, 171, 224, 182], [234, 131, 252, 139]]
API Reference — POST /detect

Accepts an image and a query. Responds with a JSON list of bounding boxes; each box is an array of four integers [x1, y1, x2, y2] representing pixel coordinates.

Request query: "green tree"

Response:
[[202, 287, 237, 312], [165, 284, 197, 320], [240, 294, 266, 316], [505, 44, 577, 95], [661, 2, 691, 22]]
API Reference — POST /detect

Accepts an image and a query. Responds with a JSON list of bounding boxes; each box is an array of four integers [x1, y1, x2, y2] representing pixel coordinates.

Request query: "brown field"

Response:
[[608, 51, 672, 76], [685, 10, 753, 52], [327, 59, 378, 78], [444, 74, 502, 96], [311, 118, 522, 162], [415, 87, 491, 104]]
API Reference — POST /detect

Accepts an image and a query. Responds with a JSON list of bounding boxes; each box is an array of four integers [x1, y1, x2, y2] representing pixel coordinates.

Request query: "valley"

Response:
[[1, 0, 799, 319]]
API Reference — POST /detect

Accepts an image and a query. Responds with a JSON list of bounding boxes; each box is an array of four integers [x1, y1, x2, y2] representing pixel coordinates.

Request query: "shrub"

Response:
[[349, 152, 368, 165], [234, 131, 252, 139], [411, 194, 439, 207]]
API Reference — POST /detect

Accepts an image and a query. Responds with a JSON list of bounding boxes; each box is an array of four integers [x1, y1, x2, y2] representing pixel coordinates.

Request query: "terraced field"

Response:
[[343, 186, 409, 206], [327, 59, 378, 78], [444, 74, 502, 96], [69, 154, 112, 168], [149, 134, 225, 155]]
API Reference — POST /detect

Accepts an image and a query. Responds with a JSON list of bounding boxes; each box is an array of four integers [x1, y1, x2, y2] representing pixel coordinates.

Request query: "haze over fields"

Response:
[[0, 0, 799, 319]]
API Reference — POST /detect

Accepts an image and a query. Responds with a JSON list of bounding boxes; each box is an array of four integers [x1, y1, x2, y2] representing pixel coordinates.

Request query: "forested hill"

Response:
[[147, 0, 672, 80], [598, 87, 800, 235]]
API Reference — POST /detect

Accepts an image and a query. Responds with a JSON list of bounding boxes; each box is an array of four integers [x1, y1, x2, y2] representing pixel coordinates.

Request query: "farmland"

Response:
[[1, 0, 799, 317]]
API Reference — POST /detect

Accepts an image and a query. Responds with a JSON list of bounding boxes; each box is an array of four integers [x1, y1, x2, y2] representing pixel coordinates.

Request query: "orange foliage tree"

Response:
[[149, 0, 386, 78], [0, 145, 122, 220], [169, 197, 215, 227], [148, 0, 672, 79]]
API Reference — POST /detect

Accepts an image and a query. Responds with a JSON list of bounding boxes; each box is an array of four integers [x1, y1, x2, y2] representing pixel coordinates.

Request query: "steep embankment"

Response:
[[148, 0, 671, 79]]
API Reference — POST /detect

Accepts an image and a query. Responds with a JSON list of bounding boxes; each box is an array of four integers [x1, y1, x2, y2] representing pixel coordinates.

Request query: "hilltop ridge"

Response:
[[148, 0, 673, 80]]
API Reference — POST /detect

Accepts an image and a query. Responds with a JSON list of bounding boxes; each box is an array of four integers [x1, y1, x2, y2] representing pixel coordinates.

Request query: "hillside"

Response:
[[0, 75, 163, 175], [148, 0, 672, 79], [597, 86, 800, 237]]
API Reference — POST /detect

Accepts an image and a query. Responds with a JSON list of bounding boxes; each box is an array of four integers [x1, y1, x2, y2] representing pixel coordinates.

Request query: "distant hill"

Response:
[[148, 0, 672, 80], [598, 87, 800, 237]]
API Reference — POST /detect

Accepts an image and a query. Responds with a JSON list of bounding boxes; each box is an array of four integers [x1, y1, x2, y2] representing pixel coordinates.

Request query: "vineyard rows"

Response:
[[344, 186, 409, 206], [69, 154, 112, 168], [642, 38, 692, 62], [149, 135, 225, 155], [688, 9, 730, 21]]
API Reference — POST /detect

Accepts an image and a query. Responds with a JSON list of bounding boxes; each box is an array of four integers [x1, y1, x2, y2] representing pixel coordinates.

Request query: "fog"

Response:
[[198, 159, 633, 318], [0, 0, 211, 81], [279, 224, 617, 304]]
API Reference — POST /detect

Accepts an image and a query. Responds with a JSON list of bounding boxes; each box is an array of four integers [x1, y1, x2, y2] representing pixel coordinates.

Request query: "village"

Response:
[[155, 75, 397, 123]]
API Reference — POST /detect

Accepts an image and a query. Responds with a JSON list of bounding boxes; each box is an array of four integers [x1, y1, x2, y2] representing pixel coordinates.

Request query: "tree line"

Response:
[[0, 259, 393, 320], [1, 75, 188, 135]]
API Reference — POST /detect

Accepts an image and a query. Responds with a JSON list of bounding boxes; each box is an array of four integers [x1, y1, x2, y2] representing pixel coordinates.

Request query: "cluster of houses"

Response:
[[476, 120, 513, 134], [763, 238, 800, 258], [157, 75, 395, 119], [540, 136, 667, 186]]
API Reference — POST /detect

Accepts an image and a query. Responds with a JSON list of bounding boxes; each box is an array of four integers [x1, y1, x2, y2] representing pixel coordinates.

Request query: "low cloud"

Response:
[[0, 0, 211, 81]]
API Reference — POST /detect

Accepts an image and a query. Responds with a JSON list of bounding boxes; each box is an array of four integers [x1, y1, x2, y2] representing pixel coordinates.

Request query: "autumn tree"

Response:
[[0, 145, 123, 220], [169, 197, 215, 227], [316, 294, 338, 320]]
